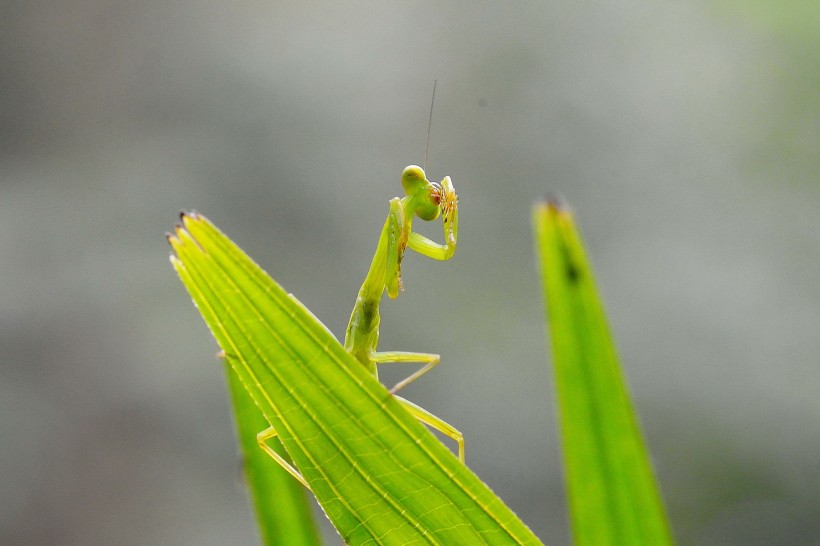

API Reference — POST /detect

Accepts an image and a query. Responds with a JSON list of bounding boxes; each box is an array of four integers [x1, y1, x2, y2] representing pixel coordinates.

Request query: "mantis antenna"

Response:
[[424, 80, 437, 172]]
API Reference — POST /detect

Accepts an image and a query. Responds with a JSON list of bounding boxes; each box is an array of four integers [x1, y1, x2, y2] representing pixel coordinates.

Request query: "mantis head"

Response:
[[401, 165, 443, 222]]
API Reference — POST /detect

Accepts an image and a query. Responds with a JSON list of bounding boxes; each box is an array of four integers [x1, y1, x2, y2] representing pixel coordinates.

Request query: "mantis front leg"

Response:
[[408, 176, 458, 260], [386, 197, 408, 299]]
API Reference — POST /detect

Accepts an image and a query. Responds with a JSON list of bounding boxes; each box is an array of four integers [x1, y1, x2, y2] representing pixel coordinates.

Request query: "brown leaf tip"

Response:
[[543, 192, 570, 212]]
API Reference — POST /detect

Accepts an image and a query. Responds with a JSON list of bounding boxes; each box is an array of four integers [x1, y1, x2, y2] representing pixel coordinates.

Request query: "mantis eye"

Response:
[[414, 184, 442, 221], [401, 165, 427, 196], [402, 165, 440, 221]]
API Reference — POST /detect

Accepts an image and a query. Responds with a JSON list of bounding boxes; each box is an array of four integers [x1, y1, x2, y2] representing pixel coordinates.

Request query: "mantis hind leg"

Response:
[[373, 351, 440, 394], [395, 395, 465, 462], [257, 426, 310, 490]]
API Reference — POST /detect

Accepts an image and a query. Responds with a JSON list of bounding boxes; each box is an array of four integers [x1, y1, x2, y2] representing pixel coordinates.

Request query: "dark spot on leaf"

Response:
[[558, 239, 581, 283], [566, 262, 581, 282]]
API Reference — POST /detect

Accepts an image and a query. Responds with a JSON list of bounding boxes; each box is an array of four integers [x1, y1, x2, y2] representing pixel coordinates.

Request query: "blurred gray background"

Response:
[[1, 1, 817, 544]]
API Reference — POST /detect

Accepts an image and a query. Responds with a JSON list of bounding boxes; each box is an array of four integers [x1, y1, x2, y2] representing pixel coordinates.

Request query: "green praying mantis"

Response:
[[256, 165, 462, 488]]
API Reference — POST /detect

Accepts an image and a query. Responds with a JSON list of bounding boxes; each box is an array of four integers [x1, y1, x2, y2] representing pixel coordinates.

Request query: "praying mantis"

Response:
[[171, 176, 545, 543], [257, 165, 463, 488]]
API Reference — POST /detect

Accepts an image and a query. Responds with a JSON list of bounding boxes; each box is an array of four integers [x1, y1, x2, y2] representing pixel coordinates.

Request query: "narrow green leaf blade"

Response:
[[170, 212, 543, 545], [533, 200, 673, 546], [225, 362, 322, 545]]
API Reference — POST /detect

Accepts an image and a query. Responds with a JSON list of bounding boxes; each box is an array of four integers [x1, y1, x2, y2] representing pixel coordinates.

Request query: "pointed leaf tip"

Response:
[[545, 192, 564, 207]]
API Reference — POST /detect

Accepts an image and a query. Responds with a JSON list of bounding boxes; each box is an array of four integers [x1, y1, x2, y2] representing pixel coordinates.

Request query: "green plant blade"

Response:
[[533, 200, 673, 546], [225, 362, 321, 545], [169, 212, 543, 545]]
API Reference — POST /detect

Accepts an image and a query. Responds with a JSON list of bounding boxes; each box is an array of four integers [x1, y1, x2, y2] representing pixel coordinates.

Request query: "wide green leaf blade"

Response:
[[225, 361, 321, 545], [169, 212, 543, 545], [532, 200, 673, 545]]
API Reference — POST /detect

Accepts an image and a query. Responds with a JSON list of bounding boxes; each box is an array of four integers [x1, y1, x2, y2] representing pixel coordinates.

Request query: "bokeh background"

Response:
[[2, 2, 817, 544]]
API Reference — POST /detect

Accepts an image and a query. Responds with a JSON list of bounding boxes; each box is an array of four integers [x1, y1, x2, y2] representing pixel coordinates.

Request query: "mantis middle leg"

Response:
[[372, 351, 441, 394]]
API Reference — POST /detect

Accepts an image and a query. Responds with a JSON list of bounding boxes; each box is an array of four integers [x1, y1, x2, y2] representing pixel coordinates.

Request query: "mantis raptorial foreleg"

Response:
[[406, 176, 458, 261], [386, 198, 407, 299]]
